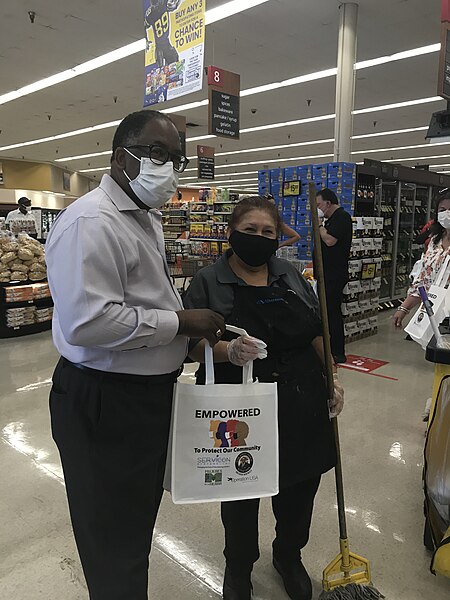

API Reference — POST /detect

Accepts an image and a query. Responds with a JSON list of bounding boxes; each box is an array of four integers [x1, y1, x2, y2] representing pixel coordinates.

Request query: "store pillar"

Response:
[[334, 2, 359, 162]]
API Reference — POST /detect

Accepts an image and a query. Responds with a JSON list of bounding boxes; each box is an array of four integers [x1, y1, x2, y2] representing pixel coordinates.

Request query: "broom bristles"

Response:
[[319, 583, 385, 600]]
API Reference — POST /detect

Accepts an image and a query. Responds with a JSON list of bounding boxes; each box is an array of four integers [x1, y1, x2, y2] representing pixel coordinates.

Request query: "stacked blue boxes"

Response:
[[326, 162, 356, 214], [258, 170, 270, 194], [258, 162, 356, 260]]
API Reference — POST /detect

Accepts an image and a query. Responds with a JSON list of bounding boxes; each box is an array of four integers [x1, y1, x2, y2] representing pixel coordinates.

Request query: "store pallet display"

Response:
[[258, 162, 355, 262], [343, 217, 383, 343], [0, 280, 53, 338], [259, 162, 381, 343]]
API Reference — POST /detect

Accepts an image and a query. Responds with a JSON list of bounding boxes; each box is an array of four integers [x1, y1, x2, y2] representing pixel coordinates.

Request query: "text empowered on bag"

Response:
[[195, 408, 261, 419]]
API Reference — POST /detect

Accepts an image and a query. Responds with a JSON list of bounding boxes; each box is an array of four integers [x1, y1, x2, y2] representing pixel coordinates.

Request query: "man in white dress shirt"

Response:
[[5, 196, 38, 235], [46, 110, 225, 600]]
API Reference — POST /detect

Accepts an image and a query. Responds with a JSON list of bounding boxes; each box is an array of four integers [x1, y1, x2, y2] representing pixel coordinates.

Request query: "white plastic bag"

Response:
[[165, 326, 279, 504], [405, 256, 450, 349]]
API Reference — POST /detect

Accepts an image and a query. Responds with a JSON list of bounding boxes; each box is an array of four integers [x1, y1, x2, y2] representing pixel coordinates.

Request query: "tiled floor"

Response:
[[1, 313, 450, 599]]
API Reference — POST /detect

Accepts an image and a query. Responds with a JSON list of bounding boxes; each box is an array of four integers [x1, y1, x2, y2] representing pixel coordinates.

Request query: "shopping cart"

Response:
[[168, 257, 215, 292]]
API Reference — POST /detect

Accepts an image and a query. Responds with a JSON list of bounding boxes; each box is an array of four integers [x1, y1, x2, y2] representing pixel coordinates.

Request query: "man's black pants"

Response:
[[324, 278, 347, 361], [50, 358, 176, 600], [221, 476, 321, 573]]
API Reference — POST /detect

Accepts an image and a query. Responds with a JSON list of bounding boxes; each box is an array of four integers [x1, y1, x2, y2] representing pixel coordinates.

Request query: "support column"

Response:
[[334, 2, 359, 162]]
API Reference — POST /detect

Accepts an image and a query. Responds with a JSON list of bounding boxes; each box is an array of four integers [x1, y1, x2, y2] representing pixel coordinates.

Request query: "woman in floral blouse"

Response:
[[394, 190, 450, 328]]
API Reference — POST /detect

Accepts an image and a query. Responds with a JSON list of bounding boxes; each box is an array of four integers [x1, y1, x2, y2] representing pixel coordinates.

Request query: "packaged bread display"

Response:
[[0, 232, 47, 283], [17, 248, 34, 261]]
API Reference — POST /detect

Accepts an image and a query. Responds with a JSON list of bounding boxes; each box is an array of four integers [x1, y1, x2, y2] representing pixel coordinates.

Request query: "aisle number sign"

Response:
[[197, 145, 215, 180], [208, 66, 240, 139], [143, 0, 205, 107]]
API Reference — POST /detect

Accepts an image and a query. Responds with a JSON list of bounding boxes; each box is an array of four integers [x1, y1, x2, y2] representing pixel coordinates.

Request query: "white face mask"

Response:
[[123, 149, 179, 209], [318, 207, 325, 219], [438, 210, 450, 230]]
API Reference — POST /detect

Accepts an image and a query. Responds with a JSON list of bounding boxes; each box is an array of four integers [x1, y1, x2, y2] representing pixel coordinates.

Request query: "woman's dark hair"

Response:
[[430, 188, 450, 244], [228, 196, 282, 234]]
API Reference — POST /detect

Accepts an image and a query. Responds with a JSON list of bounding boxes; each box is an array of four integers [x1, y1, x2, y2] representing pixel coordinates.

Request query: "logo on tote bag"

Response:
[[210, 419, 249, 448], [235, 452, 253, 475]]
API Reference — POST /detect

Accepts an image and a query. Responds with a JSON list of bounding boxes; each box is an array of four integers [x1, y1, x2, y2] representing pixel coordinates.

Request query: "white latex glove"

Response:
[[329, 373, 344, 419], [227, 335, 267, 367]]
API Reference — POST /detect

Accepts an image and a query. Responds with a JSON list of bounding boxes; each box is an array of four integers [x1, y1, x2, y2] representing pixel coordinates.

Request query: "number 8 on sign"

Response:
[[208, 66, 223, 87]]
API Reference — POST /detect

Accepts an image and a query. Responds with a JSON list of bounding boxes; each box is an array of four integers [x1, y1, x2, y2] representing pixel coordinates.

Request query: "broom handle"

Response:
[[309, 182, 348, 542]]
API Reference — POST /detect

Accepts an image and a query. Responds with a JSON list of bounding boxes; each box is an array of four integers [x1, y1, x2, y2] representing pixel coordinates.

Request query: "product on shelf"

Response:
[[0, 232, 46, 282]]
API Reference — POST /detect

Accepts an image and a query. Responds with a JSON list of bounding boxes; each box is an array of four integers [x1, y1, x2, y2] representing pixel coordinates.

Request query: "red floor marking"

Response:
[[342, 354, 389, 373], [338, 364, 398, 382]]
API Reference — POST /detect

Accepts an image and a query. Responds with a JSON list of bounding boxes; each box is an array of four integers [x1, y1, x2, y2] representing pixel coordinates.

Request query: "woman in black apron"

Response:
[[183, 196, 343, 600]]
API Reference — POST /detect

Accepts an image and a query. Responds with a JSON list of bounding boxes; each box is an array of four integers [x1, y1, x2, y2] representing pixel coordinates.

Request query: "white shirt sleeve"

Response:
[[5, 210, 15, 225], [46, 216, 180, 351]]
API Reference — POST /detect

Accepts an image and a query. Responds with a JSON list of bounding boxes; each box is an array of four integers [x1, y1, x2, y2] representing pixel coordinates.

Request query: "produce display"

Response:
[[0, 233, 47, 283]]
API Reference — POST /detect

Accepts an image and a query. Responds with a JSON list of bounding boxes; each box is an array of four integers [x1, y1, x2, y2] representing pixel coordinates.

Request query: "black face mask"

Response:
[[229, 230, 279, 267]]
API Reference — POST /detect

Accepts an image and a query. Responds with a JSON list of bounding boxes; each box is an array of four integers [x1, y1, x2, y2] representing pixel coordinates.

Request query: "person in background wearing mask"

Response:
[[316, 188, 353, 364], [394, 190, 450, 329], [45, 110, 226, 600], [184, 196, 343, 600], [5, 196, 37, 235]]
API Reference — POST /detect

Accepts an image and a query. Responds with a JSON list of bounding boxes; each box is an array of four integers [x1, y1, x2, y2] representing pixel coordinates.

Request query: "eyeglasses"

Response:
[[125, 145, 190, 173]]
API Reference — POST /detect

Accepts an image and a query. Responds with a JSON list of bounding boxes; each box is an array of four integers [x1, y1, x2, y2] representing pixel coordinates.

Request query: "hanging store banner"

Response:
[[438, 22, 450, 100], [143, 0, 205, 107], [438, 1, 450, 99], [208, 66, 240, 140], [197, 145, 215, 180]]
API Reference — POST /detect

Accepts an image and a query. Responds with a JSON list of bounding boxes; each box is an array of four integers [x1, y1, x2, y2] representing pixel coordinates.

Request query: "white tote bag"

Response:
[[165, 326, 279, 504], [405, 255, 450, 349]]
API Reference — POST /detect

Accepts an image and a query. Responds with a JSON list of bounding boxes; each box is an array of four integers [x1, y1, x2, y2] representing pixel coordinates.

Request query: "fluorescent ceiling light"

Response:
[[240, 69, 337, 98], [187, 138, 334, 160], [352, 126, 429, 140], [0, 120, 120, 153], [354, 44, 440, 70], [352, 142, 450, 155], [0, 40, 145, 106], [185, 178, 258, 185], [79, 167, 110, 173], [56, 150, 111, 162], [0, 0, 270, 107], [385, 154, 450, 162], [197, 153, 335, 171], [42, 190, 66, 196], [353, 97, 442, 115], [206, 0, 270, 24], [60, 125, 430, 164], [1, 94, 430, 155]]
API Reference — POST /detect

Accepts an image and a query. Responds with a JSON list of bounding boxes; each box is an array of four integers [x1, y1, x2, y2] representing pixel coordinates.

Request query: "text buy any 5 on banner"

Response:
[[165, 328, 279, 504]]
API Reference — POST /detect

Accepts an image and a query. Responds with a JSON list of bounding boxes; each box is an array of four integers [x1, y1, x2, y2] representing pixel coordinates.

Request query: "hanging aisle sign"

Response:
[[197, 145, 215, 180], [143, 0, 205, 107], [208, 66, 240, 140], [438, 0, 450, 99]]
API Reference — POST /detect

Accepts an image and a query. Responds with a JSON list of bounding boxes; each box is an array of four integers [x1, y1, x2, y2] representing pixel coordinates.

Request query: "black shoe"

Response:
[[333, 354, 347, 364], [273, 556, 312, 600], [223, 567, 253, 600]]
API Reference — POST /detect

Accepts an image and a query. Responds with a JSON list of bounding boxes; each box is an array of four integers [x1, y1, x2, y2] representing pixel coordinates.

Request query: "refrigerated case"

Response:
[[356, 160, 449, 304]]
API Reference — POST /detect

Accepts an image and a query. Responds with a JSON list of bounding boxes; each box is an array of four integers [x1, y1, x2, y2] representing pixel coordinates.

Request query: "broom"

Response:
[[309, 182, 384, 600]]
